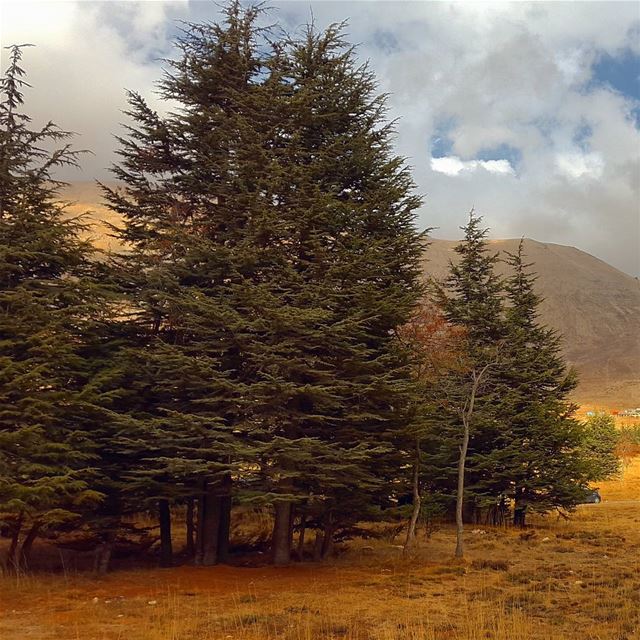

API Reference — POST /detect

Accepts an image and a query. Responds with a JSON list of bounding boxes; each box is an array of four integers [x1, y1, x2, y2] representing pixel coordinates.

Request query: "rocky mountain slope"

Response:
[[423, 238, 640, 407]]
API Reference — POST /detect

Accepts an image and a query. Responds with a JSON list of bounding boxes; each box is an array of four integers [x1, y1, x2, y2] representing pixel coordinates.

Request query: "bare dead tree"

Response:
[[455, 362, 496, 559], [397, 305, 466, 556], [403, 434, 422, 554]]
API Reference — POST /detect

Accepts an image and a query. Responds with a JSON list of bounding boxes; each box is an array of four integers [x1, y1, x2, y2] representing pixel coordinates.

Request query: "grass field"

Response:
[[1, 458, 638, 640]]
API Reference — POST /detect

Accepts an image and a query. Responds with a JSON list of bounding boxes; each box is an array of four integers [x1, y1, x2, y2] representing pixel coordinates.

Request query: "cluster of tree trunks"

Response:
[[89, 478, 236, 573], [157, 497, 337, 570], [4, 513, 40, 572], [193, 476, 233, 567], [273, 504, 336, 566]]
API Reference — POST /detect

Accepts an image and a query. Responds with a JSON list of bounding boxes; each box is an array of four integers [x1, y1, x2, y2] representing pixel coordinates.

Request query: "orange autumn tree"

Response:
[[399, 301, 502, 558], [396, 302, 466, 551]]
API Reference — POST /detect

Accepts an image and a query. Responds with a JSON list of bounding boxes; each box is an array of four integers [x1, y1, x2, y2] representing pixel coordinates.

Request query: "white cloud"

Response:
[[431, 156, 516, 177], [556, 153, 605, 180], [0, 0, 188, 178], [315, 1, 639, 275], [430, 156, 468, 177], [479, 160, 517, 176]]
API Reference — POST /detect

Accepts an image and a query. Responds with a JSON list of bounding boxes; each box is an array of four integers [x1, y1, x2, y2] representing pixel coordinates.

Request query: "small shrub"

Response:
[[238, 594, 257, 604], [471, 558, 509, 571], [433, 565, 467, 576]]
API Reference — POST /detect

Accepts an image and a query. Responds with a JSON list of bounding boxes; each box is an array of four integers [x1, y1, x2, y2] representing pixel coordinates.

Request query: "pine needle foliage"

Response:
[[496, 240, 599, 524], [433, 212, 506, 517], [0, 45, 102, 543], [100, 2, 426, 564]]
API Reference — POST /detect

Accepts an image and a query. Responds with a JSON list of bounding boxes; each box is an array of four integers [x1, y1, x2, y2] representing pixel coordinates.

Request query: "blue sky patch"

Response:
[[573, 123, 593, 151], [475, 143, 522, 169], [430, 118, 456, 158], [589, 48, 640, 101]]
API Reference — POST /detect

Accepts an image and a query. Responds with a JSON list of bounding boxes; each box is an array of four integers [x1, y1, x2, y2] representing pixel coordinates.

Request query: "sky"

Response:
[[1, 0, 639, 276]]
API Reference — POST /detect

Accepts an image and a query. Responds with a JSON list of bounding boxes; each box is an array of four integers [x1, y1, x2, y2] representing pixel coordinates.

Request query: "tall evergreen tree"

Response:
[[439, 212, 504, 352], [255, 22, 425, 561], [98, 1, 275, 567], [580, 412, 620, 482], [0, 45, 102, 569], [102, 6, 426, 567], [492, 240, 597, 525], [434, 212, 506, 520]]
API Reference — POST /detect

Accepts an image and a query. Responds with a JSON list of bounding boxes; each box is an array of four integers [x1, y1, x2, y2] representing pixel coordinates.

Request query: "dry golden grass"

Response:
[[1, 461, 638, 640], [599, 456, 640, 502]]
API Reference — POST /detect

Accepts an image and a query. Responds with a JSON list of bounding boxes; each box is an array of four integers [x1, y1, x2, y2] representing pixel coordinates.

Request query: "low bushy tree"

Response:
[[580, 413, 621, 482]]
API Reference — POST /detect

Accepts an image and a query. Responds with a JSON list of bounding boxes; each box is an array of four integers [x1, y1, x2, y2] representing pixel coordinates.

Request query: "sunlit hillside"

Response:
[[422, 238, 640, 407]]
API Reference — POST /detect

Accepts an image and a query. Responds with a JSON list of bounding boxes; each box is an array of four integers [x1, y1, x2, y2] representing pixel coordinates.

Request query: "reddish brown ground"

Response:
[[1, 459, 639, 640]]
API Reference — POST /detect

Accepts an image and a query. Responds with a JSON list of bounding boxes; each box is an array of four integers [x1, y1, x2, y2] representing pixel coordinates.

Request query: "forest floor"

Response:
[[1, 457, 638, 640]]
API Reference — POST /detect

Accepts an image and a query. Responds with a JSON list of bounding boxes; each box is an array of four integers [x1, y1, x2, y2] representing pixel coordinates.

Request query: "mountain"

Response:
[[59, 182, 640, 408], [59, 181, 120, 253], [423, 238, 640, 407]]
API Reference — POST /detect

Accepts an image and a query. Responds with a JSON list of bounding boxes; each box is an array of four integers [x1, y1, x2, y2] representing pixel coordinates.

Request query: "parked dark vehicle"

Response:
[[580, 490, 602, 504]]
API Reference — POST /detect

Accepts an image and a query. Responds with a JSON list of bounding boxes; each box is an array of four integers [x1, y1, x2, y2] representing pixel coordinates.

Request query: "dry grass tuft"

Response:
[[471, 558, 509, 571]]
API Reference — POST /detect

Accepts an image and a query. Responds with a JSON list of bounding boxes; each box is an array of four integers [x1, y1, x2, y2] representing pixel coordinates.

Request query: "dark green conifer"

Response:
[[98, 1, 273, 567], [434, 212, 505, 520], [103, 7, 426, 566], [580, 413, 620, 482], [494, 240, 598, 525], [256, 22, 425, 561], [0, 45, 101, 569]]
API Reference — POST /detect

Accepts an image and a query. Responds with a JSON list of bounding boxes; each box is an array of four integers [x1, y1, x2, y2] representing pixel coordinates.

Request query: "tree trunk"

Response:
[[455, 414, 470, 559], [288, 505, 297, 558], [6, 512, 23, 571], [201, 485, 222, 566], [95, 543, 113, 575], [94, 531, 115, 575], [217, 490, 232, 564], [159, 499, 173, 567], [185, 497, 195, 558], [272, 501, 293, 566], [321, 512, 335, 560], [513, 486, 527, 527], [498, 496, 507, 527], [297, 510, 307, 558], [404, 436, 421, 554], [514, 502, 526, 527], [19, 521, 40, 569], [514, 508, 526, 528], [312, 529, 324, 562], [194, 492, 205, 566], [455, 365, 490, 559]]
